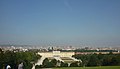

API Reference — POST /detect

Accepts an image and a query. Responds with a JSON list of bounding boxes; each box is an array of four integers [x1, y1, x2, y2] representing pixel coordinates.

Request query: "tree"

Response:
[[102, 54, 120, 66], [42, 58, 49, 67], [0, 48, 4, 69], [70, 62, 79, 67], [102, 55, 112, 66], [72, 54, 91, 67], [50, 59, 57, 67], [109, 51, 113, 55], [60, 62, 68, 67], [87, 54, 101, 66], [35, 65, 43, 69], [0, 50, 40, 69]]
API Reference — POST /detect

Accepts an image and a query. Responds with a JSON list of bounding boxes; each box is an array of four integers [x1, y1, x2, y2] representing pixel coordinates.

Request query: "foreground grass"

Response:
[[54, 66, 120, 69]]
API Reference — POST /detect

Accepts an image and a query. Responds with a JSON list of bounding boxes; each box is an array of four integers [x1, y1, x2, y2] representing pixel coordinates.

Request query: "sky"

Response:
[[0, 0, 120, 47]]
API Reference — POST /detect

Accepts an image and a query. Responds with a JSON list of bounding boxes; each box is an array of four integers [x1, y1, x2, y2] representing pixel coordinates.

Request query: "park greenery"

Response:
[[0, 47, 120, 69], [0, 48, 41, 69], [72, 53, 120, 67], [53, 66, 120, 69], [35, 58, 69, 69], [36, 52, 120, 69]]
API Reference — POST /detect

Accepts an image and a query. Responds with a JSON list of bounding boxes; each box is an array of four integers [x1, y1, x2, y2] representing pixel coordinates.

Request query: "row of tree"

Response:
[[36, 53, 120, 69], [72, 53, 120, 67], [0, 48, 41, 69], [35, 58, 82, 69], [74, 49, 118, 52]]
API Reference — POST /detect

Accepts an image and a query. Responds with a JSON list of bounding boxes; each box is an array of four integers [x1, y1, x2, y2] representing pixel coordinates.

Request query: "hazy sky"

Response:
[[0, 0, 120, 47]]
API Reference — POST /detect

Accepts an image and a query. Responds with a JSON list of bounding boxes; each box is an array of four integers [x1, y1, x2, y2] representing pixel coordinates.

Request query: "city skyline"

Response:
[[0, 0, 120, 47]]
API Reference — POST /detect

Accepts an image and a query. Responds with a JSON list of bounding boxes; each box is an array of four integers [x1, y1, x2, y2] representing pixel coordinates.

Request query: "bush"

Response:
[[60, 62, 68, 67], [70, 62, 79, 67]]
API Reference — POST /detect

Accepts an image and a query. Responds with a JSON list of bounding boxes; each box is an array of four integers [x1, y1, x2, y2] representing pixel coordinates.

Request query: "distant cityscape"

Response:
[[0, 45, 120, 54], [1, 45, 120, 69]]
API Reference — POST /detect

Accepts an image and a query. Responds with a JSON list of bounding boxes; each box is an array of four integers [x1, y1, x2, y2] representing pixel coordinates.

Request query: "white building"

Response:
[[38, 51, 74, 57]]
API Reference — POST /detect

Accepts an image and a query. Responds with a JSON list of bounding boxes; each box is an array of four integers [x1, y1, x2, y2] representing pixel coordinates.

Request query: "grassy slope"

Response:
[[54, 66, 120, 69]]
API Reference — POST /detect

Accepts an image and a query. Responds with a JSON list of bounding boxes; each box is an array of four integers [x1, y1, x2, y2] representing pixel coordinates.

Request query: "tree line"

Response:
[[35, 58, 81, 69], [0, 48, 41, 69], [72, 53, 120, 67], [36, 53, 120, 69]]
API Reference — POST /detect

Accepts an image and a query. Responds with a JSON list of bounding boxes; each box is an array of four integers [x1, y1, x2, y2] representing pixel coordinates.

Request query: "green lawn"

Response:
[[54, 66, 120, 69]]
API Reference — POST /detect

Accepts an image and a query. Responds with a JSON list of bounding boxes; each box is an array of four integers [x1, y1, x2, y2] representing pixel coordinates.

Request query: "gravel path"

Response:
[[32, 55, 45, 69]]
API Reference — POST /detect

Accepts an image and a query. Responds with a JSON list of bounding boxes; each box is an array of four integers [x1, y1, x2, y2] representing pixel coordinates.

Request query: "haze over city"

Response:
[[0, 0, 120, 47]]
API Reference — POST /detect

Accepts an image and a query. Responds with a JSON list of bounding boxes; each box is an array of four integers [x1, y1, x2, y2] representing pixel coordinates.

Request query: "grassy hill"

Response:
[[54, 66, 120, 69]]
